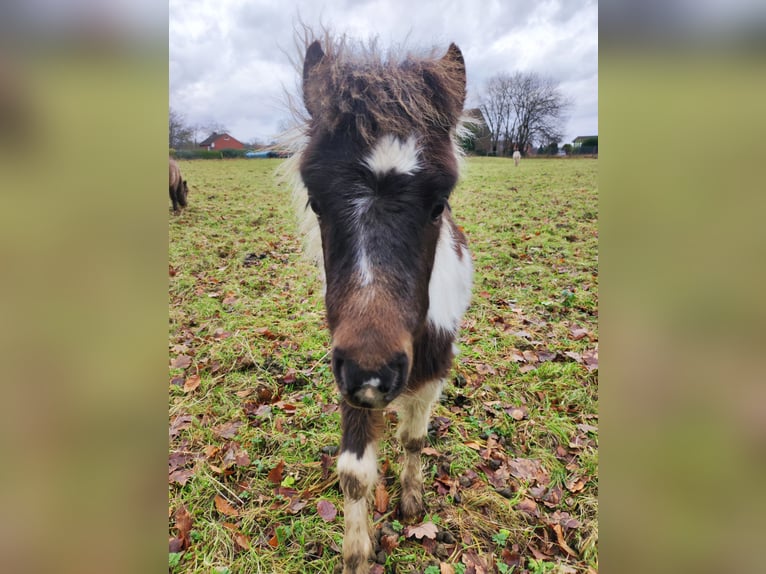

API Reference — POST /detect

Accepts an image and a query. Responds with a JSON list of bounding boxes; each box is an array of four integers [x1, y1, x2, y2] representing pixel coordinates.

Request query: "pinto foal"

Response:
[[289, 37, 473, 574]]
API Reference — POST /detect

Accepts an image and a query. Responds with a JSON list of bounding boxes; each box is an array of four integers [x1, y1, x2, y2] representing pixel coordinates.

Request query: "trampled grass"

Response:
[[169, 156, 598, 573]]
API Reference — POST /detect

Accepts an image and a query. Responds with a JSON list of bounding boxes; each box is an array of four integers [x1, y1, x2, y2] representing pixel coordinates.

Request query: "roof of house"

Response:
[[199, 132, 241, 146], [573, 135, 598, 143]]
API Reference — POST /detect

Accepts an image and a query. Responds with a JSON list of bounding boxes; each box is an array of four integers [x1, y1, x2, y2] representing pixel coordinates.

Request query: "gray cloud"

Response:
[[170, 0, 598, 144]]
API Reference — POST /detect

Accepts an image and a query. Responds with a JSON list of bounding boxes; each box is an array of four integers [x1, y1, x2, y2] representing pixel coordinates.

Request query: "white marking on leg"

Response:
[[362, 134, 421, 177], [337, 444, 379, 490], [395, 381, 444, 519], [427, 218, 473, 333], [337, 444, 378, 572]]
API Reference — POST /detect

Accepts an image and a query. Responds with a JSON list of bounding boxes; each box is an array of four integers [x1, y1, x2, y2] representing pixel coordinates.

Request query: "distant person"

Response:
[[513, 145, 521, 166]]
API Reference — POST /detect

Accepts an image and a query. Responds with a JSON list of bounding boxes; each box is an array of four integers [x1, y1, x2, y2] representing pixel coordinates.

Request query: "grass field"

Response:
[[169, 156, 598, 574]]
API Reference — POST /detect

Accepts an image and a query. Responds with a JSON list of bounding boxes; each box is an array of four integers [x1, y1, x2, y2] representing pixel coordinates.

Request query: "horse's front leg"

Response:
[[396, 380, 443, 521], [337, 403, 383, 574]]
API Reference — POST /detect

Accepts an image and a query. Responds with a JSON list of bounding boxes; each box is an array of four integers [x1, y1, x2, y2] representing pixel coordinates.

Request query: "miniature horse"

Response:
[[291, 36, 473, 574], [169, 158, 188, 214]]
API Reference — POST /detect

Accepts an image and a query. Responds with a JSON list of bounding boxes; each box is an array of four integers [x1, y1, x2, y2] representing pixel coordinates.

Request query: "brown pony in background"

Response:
[[169, 158, 188, 213]]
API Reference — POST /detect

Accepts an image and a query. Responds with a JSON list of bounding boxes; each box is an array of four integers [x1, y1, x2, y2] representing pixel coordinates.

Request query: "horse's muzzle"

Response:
[[332, 350, 409, 409]]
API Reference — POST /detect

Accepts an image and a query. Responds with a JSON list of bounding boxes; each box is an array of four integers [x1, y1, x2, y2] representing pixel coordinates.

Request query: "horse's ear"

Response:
[[303, 41, 325, 117], [442, 43, 466, 110]]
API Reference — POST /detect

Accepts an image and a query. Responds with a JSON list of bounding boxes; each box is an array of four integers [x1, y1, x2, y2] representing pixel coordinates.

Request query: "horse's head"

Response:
[[299, 40, 466, 409], [179, 180, 189, 207]]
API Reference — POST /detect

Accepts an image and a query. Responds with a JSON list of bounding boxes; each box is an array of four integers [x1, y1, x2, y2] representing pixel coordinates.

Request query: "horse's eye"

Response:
[[309, 199, 321, 216], [430, 201, 446, 221]]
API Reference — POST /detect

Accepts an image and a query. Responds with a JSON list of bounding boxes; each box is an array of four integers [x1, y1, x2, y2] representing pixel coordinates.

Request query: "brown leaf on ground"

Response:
[[232, 531, 250, 551], [569, 326, 589, 340], [254, 327, 279, 339], [214, 495, 239, 517], [171, 355, 192, 369], [542, 484, 562, 508], [288, 498, 308, 514], [565, 475, 588, 493], [514, 497, 540, 518], [536, 349, 558, 362], [522, 350, 538, 364], [509, 348, 525, 362], [213, 420, 242, 439], [169, 468, 195, 486], [547, 510, 582, 530], [462, 549, 491, 574], [404, 521, 438, 540], [507, 458, 548, 484], [440, 563, 455, 574], [213, 328, 232, 340], [267, 460, 285, 485], [369, 565, 385, 574], [221, 442, 250, 468], [380, 533, 399, 553], [582, 348, 598, 371], [506, 406, 528, 420], [168, 451, 193, 471], [169, 414, 194, 438], [169, 504, 192, 552], [374, 482, 389, 514], [183, 374, 201, 393], [317, 499, 337, 522], [519, 364, 537, 374], [551, 523, 578, 557], [564, 351, 582, 363]]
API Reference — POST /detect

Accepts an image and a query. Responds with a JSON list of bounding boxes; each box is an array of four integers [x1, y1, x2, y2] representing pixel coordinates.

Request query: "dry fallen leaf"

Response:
[[170, 355, 192, 369], [214, 495, 239, 517], [267, 460, 285, 485], [233, 531, 250, 550], [169, 504, 192, 552], [374, 482, 389, 514], [213, 420, 242, 439], [552, 523, 578, 557], [317, 499, 337, 522], [566, 475, 588, 493], [404, 521, 438, 540], [183, 374, 201, 393], [569, 326, 589, 340], [169, 468, 195, 486]]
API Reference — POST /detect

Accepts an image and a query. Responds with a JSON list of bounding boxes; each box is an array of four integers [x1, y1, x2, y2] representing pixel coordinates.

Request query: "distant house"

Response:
[[199, 132, 245, 151]]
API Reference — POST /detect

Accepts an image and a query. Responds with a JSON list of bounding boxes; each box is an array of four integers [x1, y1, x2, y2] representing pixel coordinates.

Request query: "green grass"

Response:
[[169, 156, 598, 573]]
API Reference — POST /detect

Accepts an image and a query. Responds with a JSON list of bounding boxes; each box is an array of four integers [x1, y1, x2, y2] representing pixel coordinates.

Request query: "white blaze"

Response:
[[362, 134, 421, 177]]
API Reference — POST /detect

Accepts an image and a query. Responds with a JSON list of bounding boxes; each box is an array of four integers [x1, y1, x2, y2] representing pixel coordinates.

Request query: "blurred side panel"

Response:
[[0, 2, 168, 573], [601, 3, 766, 574]]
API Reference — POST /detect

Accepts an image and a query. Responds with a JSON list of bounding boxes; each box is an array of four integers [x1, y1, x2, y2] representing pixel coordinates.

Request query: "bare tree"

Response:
[[169, 108, 194, 149], [478, 72, 569, 156], [477, 74, 512, 156]]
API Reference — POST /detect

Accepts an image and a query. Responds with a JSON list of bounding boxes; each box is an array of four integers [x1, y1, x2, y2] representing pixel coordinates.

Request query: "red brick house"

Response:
[[198, 132, 244, 151]]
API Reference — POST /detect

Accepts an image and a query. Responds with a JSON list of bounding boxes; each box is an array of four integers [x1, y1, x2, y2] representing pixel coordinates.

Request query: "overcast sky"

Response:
[[169, 0, 598, 145]]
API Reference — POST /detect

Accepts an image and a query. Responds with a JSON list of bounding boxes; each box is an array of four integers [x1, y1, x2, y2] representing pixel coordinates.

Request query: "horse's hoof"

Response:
[[399, 491, 425, 522]]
